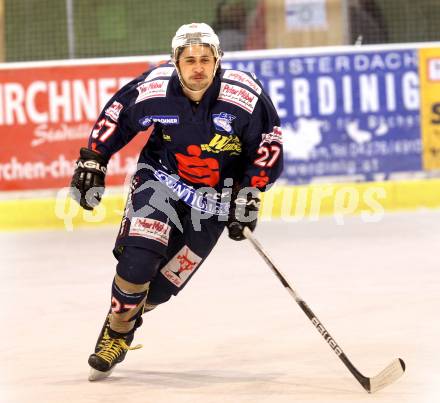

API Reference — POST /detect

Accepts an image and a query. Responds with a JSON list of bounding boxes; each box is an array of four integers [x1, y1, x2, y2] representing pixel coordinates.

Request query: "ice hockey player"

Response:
[[70, 22, 283, 381]]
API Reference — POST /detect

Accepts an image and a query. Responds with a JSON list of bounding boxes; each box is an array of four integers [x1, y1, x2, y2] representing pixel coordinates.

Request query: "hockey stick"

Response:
[[243, 227, 405, 393]]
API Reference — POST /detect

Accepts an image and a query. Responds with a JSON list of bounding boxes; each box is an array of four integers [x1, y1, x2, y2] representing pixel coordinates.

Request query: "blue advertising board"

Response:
[[224, 49, 422, 184]]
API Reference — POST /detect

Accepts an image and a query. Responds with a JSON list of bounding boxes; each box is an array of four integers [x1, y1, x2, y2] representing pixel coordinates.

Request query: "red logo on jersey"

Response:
[[175, 145, 220, 186], [251, 170, 269, 187]]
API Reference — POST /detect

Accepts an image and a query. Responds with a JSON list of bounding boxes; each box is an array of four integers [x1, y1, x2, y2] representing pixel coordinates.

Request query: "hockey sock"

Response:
[[109, 274, 149, 334]]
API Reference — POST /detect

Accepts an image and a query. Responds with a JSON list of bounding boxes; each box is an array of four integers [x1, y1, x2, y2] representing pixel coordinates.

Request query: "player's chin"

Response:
[[188, 80, 208, 90], [188, 85, 204, 92]]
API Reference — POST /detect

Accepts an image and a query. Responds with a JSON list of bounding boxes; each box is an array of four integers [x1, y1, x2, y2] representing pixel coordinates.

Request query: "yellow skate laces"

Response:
[[96, 332, 142, 365]]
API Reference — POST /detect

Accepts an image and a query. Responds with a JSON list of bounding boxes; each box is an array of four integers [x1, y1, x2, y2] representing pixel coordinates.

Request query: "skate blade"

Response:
[[88, 366, 114, 381]]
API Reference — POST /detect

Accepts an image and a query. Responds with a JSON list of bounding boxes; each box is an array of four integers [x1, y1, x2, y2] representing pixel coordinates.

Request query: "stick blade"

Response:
[[368, 358, 405, 393]]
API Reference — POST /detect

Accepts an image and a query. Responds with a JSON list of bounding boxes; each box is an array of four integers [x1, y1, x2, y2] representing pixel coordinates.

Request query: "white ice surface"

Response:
[[1, 211, 439, 403]]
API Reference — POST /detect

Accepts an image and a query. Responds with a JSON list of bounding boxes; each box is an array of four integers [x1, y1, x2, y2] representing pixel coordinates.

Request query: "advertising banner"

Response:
[[224, 48, 422, 184], [0, 46, 433, 192], [419, 47, 440, 170], [0, 61, 154, 191]]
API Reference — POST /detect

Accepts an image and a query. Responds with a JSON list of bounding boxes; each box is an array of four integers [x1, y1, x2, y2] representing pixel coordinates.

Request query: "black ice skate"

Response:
[[88, 315, 143, 381]]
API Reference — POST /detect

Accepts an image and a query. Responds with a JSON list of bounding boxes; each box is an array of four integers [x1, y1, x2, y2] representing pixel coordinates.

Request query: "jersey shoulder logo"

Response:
[[223, 70, 262, 95], [104, 101, 123, 122], [144, 66, 175, 82], [260, 126, 283, 146], [136, 79, 169, 103], [218, 83, 258, 114]]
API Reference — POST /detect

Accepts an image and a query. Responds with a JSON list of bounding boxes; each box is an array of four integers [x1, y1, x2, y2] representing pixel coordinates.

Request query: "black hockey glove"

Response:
[[70, 147, 108, 210], [227, 188, 261, 241]]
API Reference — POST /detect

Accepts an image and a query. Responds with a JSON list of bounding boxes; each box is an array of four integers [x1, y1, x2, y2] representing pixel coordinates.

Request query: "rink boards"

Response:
[[3, 179, 440, 231]]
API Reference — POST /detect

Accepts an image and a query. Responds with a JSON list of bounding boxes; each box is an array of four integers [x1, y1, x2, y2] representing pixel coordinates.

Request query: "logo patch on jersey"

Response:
[[129, 217, 171, 245], [105, 101, 123, 122], [223, 70, 262, 95], [251, 170, 270, 188], [218, 83, 258, 114], [154, 169, 229, 216], [201, 133, 242, 154], [139, 115, 180, 127], [260, 126, 283, 146], [144, 66, 175, 82], [160, 245, 202, 287], [136, 80, 169, 103], [212, 112, 236, 134], [175, 145, 220, 186]]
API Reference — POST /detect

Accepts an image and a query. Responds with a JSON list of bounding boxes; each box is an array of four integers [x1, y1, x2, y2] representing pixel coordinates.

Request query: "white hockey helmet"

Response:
[[171, 22, 223, 63]]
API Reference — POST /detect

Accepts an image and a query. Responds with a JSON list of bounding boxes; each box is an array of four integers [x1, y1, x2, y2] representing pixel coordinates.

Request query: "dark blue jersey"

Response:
[[88, 63, 283, 192]]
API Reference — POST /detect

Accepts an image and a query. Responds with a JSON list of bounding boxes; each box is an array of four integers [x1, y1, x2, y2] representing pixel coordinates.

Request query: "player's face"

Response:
[[177, 45, 216, 91]]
